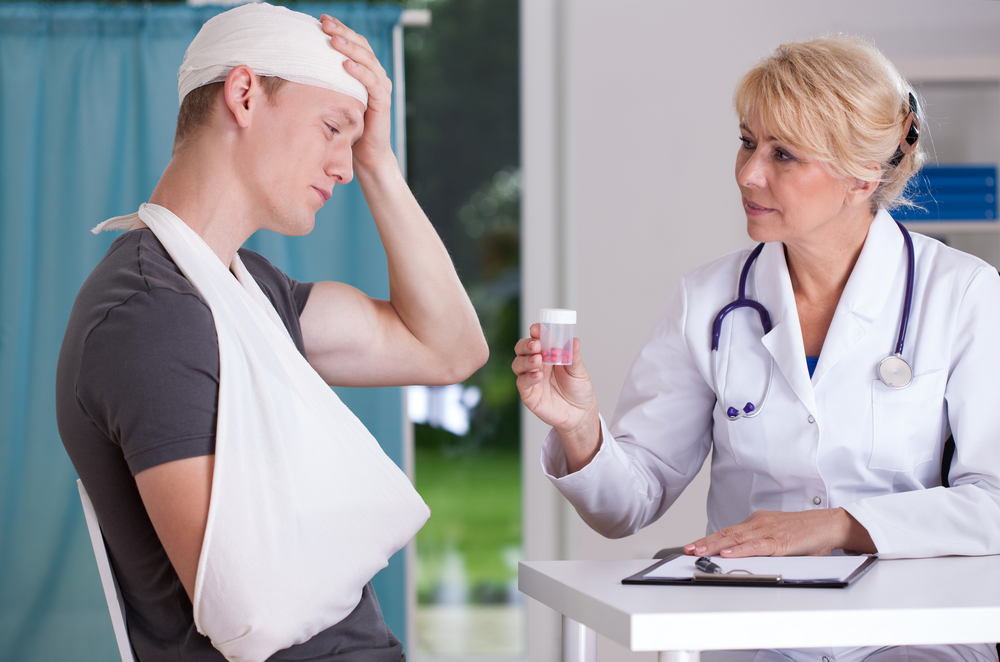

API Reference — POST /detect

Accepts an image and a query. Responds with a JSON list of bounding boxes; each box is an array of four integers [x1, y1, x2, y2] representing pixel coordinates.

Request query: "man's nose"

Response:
[[326, 149, 354, 184]]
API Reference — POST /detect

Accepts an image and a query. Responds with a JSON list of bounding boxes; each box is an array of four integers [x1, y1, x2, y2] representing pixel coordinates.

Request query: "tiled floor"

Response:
[[416, 603, 526, 657]]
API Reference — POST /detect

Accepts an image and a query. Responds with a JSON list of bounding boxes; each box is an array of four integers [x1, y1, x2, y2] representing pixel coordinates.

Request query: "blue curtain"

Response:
[[0, 3, 406, 660]]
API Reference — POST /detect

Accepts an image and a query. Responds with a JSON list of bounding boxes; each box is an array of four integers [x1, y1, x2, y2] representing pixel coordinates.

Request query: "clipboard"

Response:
[[622, 553, 878, 588]]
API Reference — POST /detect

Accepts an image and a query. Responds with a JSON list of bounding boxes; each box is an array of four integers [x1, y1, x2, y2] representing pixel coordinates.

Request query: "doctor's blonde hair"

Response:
[[733, 35, 926, 213]]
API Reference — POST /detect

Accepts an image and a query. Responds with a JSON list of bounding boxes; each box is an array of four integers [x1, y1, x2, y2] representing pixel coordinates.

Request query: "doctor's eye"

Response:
[[326, 123, 340, 136], [774, 148, 796, 163], [739, 135, 755, 150]]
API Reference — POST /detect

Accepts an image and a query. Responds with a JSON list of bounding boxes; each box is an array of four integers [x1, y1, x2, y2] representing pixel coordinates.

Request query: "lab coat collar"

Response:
[[753, 240, 816, 413], [812, 210, 904, 383], [751, 210, 904, 412]]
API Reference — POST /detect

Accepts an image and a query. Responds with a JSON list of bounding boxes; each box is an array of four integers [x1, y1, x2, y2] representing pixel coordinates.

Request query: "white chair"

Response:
[[77, 479, 139, 662]]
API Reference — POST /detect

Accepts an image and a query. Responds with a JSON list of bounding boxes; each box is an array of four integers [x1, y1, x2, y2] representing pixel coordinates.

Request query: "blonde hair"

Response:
[[734, 35, 926, 212]]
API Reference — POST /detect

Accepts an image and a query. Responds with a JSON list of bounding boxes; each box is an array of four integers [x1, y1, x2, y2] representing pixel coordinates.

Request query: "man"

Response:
[[56, 5, 488, 661]]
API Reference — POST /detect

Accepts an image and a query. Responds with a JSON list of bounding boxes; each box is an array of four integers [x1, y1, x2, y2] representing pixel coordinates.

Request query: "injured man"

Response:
[[56, 4, 488, 662]]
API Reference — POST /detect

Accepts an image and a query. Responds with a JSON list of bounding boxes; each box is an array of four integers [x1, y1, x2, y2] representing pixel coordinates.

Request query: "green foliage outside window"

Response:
[[404, 0, 522, 607]]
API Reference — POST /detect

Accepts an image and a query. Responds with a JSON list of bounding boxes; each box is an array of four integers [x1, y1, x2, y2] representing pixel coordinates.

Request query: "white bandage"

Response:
[[177, 2, 367, 108]]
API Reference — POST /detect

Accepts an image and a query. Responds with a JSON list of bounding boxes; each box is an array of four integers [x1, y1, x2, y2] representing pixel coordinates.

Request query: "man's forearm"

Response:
[[355, 157, 488, 383]]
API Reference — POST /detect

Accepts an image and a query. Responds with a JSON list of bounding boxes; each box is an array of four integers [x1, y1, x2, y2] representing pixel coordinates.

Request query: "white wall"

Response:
[[522, 1, 1000, 660]]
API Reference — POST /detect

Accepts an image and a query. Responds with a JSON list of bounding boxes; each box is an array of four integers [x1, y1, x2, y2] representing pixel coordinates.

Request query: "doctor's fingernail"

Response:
[[721, 549, 732, 556], [683, 544, 695, 552], [336, 36, 347, 44]]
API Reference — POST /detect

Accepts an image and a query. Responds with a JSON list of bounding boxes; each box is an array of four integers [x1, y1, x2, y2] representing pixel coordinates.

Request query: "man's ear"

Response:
[[846, 162, 882, 209], [223, 65, 260, 129]]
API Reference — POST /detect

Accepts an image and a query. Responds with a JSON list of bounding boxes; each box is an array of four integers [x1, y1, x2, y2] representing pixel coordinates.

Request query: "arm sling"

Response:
[[95, 204, 430, 662]]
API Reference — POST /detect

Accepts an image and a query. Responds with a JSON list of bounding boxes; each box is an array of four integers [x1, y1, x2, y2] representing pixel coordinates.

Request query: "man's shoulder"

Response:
[[92, 231, 293, 306], [67, 229, 216, 353], [93, 228, 203, 299]]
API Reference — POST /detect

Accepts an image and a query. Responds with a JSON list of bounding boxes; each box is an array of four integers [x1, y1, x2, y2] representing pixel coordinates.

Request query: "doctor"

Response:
[[513, 36, 1000, 662]]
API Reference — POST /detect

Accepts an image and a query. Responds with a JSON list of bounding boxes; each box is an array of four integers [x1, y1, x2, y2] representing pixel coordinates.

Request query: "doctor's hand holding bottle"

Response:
[[514, 322, 876, 558], [512, 324, 602, 474]]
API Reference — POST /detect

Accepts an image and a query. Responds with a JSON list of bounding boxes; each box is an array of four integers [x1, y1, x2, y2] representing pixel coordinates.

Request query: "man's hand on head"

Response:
[[320, 16, 394, 173], [295, 15, 487, 388]]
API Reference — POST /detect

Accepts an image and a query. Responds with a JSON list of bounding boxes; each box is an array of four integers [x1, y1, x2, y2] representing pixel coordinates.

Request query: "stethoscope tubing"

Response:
[[894, 219, 915, 357], [711, 242, 771, 352], [713, 221, 916, 420]]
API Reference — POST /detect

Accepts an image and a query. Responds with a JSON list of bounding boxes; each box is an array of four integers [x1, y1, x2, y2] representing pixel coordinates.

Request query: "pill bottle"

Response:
[[539, 308, 576, 365]]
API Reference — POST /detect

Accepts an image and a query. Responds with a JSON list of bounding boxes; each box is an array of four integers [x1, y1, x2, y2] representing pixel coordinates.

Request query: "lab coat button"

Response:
[[822, 657, 830, 662], [807, 415, 815, 424], [813, 496, 822, 505]]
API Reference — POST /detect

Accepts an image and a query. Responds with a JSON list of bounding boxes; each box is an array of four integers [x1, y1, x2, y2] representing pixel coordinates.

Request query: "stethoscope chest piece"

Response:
[[878, 354, 912, 389]]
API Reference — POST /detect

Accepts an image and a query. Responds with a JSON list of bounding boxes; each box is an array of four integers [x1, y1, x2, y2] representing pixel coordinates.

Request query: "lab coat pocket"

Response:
[[870, 370, 946, 472], [720, 404, 787, 476]]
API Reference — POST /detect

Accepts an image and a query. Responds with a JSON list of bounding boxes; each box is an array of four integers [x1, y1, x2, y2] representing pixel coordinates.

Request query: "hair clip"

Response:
[[903, 92, 920, 148], [889, 92, 920, 167]]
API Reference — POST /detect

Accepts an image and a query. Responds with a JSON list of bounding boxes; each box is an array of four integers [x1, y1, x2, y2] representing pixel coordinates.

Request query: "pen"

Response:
[[695, 556, 723, 574]]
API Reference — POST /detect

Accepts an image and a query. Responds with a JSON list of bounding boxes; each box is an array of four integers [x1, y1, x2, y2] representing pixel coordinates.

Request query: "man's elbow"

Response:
[[428, 333, 488, 385], [468, 336, 490, 374], [447, 334, 490, 383]]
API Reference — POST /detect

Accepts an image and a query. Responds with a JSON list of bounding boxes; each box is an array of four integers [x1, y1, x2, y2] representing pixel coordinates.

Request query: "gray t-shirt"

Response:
[[56, 229, 403, 662]]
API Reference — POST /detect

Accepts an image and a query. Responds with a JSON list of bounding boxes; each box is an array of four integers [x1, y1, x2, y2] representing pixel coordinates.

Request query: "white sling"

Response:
[[95, 204, 430, 662]]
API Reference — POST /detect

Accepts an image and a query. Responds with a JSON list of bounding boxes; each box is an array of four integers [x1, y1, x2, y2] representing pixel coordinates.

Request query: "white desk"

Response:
[[519, 557, 1000, 662]]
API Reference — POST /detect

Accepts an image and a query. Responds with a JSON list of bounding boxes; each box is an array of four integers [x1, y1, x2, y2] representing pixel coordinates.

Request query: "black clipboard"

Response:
[[622, 553, 878, 588]]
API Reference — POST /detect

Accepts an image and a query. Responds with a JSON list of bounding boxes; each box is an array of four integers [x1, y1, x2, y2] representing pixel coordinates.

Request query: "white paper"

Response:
[[645, 555, 872, 582]]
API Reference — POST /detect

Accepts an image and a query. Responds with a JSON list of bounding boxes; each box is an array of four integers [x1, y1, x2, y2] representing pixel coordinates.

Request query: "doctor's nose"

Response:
[[737, 150, 767, 189]]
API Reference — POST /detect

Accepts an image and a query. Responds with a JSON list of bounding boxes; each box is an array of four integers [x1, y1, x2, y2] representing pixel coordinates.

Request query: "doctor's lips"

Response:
[[743, 198, 774, 216], [313, 186, 332, 202]]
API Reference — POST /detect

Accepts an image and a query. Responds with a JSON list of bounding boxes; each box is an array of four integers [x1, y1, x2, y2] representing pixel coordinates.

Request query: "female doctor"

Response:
[[513, 36, 1000, 662]]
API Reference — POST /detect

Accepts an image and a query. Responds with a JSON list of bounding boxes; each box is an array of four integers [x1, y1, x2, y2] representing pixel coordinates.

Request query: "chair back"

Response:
[[77, 479, 138, 662]]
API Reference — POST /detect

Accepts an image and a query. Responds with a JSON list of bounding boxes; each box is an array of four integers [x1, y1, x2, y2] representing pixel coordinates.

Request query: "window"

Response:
[[402, 0, 523, 656]]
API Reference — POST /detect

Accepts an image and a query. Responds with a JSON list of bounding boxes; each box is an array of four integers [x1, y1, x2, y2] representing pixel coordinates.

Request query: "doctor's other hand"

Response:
[[512, 324, 601, 472], [682, 508, 877, 559]]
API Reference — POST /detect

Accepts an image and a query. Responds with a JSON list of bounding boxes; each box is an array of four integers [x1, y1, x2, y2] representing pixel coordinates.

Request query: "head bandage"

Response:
[[177, 2, 368, 108]]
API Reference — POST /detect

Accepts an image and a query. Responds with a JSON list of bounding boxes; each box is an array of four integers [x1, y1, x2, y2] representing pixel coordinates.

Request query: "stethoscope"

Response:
[[712, 220, 915, 421]]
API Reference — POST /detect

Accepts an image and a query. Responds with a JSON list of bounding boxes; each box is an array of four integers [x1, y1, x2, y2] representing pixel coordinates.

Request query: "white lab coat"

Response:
[[543, 210, 1000, 559]]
